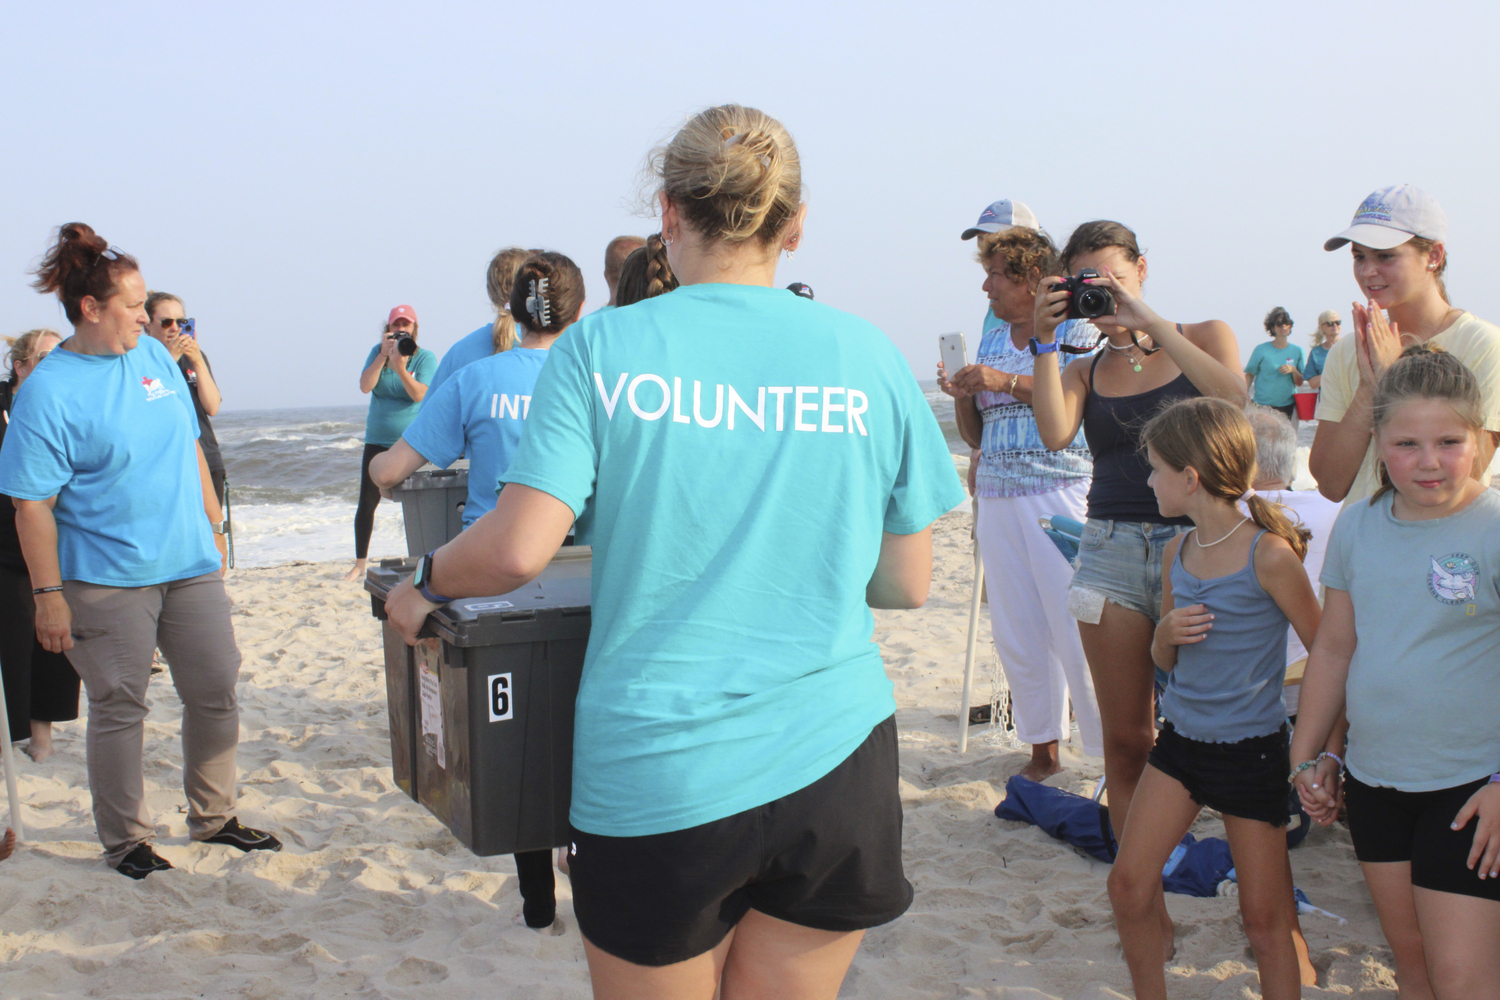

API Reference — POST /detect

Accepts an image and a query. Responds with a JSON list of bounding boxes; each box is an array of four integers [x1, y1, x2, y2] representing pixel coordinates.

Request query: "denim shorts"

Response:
[[1070, 518, 1188, 622]]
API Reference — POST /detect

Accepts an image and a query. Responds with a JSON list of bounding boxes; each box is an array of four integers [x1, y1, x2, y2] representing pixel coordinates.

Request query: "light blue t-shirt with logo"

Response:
[[401, 347, 549, 526], [1321, 490, 1500, 791], [363, 343, 437, 446], [1245, 341, 1306, 408], [503, 283, 965, 837], [0, 336, 220, 587], [427, 322, 496, 398]]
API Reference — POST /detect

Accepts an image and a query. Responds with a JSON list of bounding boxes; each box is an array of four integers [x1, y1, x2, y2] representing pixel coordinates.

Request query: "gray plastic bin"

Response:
[[365, 548, 591, 856], [392, 467, 469, 556]]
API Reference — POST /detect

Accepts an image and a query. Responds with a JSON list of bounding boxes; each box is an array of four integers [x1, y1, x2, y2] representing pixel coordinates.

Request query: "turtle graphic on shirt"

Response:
[[1429, 553, 1478, 605]]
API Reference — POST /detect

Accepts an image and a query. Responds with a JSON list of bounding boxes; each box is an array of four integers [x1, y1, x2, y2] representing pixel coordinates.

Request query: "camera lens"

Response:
[[1076, 288, 1114, 318], [397, 335, 418, 357]]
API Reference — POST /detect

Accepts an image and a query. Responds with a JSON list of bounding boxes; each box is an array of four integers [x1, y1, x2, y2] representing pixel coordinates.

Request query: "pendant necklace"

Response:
[[1106, 339, 1145, 372], [1194, 519, 1247, 548]]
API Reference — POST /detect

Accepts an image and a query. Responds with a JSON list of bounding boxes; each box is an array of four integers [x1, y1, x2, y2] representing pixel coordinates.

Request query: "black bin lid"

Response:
[[393, 466, 469, 492], [365, 547, 592, 648]]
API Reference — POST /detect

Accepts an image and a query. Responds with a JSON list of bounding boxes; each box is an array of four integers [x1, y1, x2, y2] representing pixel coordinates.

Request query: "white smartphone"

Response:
[[938, 332, 967, 375]]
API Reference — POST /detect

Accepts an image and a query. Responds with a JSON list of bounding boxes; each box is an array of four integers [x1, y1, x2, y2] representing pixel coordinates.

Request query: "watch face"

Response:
[[413, 555, 429, 589]]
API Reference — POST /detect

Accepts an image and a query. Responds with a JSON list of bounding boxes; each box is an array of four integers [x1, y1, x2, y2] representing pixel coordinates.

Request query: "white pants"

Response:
[[975, 483, 1103, 756]]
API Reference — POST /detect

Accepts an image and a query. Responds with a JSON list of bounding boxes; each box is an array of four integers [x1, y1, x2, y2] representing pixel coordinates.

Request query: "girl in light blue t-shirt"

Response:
[[1293, 346, 1500, 994]]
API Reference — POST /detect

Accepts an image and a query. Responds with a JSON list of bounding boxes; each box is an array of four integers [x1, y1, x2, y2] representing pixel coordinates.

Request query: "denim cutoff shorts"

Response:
[[1070, 518, 1188, 622]]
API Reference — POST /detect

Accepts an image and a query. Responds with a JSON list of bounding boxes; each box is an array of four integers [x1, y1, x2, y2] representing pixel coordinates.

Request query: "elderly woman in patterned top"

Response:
[[938, 200, 1103, 780]]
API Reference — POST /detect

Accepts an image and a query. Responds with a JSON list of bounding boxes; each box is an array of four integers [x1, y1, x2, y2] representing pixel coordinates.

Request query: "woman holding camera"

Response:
[[1027, 222, 1245, 860], [347, 306, 437, 582], [0, 224, 279, 878], [382, 104, 961, 997], [938, 210, 1103, 781]]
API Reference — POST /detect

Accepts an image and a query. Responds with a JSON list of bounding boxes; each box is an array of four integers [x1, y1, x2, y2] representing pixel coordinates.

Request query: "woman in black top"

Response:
[[0, 329, 81, 761], [144, 292, 226, 506], [1028, 221, 1245, 869]]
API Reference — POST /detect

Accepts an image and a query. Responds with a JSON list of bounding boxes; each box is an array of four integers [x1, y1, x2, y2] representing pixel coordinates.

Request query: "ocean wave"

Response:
[[230, 500, 407, 568], [304, 437, 365, 452]]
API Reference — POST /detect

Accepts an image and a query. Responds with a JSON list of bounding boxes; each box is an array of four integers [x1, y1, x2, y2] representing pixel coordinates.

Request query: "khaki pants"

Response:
[[63, 572, 242, 866]]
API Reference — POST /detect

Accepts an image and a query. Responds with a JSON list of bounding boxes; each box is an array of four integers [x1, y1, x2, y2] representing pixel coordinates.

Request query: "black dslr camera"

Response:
[[392, 333, 418, 357], [1054, 268, 1116, 320]]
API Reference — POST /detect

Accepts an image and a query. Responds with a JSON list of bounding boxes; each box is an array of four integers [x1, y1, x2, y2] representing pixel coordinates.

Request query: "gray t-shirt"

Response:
[[1322, 490, 1500, 791]]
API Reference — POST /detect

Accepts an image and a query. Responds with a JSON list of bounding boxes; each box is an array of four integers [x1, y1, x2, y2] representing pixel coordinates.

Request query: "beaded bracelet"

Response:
[[1288, 752, 1344, 785]]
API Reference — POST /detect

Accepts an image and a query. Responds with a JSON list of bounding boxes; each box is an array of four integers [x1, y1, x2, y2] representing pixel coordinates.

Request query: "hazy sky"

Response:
[[4, 2, 1498, 411]]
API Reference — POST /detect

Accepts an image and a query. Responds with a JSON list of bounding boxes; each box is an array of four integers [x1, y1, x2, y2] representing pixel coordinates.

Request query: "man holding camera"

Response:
[[349, 305, 437, 581]]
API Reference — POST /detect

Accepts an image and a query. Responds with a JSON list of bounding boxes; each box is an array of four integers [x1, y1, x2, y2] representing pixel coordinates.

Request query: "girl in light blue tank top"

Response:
[[1107, 398, 1323, 1000]]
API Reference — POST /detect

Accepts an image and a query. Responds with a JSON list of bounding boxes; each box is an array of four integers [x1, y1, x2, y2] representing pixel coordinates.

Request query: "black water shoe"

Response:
[[116, 843, 173, 880], [203, 818, 282, 853]]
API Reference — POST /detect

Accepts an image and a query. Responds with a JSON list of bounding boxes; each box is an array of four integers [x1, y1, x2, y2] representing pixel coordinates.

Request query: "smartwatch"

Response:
[[1028, 338, 1059, 357], [412, 552, 453, 605]]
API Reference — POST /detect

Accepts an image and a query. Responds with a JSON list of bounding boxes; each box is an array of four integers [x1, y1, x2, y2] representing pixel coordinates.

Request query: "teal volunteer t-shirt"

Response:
[[363, 343, 437, 446], [502, 283, 966, 837], [1245, 341, 1306, 408], [401, 347, 549, 525], [0, 335, 220, 587]]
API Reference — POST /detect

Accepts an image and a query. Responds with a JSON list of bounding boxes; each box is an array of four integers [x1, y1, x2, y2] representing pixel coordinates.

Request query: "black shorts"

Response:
[[1344, 773, 1500, 901], [567, 715, 912, 966], [1148, 721, 1291, 826]]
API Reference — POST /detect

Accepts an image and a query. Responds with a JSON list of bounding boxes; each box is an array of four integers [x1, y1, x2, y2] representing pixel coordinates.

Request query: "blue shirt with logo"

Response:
[[401, 347, 550, 525], [427, 322, 496, 398], [503, 283, 966, 837], [0, 336, 220, 587], [1245, 341, 1306, 408], [363, 343, 437, 446]]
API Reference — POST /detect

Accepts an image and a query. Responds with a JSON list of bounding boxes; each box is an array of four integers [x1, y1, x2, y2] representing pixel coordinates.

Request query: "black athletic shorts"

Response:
[[1148, 721, 1291, 826], [567, 715, 912, 966], [1344, 772, 1500, 901]]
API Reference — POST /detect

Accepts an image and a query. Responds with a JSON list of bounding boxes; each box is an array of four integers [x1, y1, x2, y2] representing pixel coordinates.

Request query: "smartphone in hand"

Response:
[[181, 318, 196, 339], [938, 332, 967, 375]]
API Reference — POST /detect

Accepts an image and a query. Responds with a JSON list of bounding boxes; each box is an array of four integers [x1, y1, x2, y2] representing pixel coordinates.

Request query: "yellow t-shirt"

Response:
[[1314, 311, 1500, 505]]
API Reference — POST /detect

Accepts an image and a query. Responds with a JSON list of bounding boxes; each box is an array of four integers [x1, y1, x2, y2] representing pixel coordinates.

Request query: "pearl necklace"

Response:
[[1194, 519, 1248, 548]]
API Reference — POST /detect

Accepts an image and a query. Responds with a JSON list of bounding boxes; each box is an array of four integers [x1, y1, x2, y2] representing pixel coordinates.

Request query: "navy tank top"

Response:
[[1160, 529, 1290, 743], [1082, 350, 1198, 524]]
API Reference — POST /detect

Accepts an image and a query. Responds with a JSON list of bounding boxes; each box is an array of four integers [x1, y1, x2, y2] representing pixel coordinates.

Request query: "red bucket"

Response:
[[1293, 392, 1318, 420]]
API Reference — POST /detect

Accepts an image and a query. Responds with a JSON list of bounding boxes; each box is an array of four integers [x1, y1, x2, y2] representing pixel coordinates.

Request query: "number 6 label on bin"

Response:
[[488, 673, 514, 722]]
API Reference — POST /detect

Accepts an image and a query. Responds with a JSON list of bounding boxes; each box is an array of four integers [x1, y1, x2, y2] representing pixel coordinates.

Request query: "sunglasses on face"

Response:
[[1323, 321, 1342, 327], [159, 317, 193, 329]]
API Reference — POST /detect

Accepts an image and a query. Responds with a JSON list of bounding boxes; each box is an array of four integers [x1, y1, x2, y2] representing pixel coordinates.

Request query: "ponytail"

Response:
[[1245, 494, 1311, 562], [616, 233, 679, 307], [485, 247, 530, 354]]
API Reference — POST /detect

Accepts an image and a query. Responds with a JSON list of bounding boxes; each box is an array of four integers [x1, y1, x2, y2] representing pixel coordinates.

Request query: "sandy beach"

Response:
[[0, 507, 1401, 999]]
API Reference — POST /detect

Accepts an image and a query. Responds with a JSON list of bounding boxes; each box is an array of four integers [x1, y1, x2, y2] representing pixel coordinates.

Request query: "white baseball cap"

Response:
[[1324, 184, 1448, 251], [961, 199, 1042, 241]]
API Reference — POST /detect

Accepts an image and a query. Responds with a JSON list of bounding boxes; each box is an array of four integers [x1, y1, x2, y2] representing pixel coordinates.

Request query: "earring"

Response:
[[663, 230, 673, 246], [785, 248, 795, 261]]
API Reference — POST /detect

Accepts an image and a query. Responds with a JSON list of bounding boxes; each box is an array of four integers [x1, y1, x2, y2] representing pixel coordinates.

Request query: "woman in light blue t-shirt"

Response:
[[382, 106, 963, 992], [1244, 306, 1306, 421], [347, 305, 436, 581], [0, 224, 280, 878]]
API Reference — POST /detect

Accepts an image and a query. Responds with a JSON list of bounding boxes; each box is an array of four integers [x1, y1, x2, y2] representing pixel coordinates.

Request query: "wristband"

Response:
[[32, 585, 64, 595], [1288, 759, 1320, 784], [1028, 338, 1059, 357], [1490, 773, 1500, 785], [412, 552, 453, 606]]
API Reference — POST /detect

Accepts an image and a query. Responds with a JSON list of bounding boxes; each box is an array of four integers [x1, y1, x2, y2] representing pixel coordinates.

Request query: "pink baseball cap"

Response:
[[388, 304, 418, 325]]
